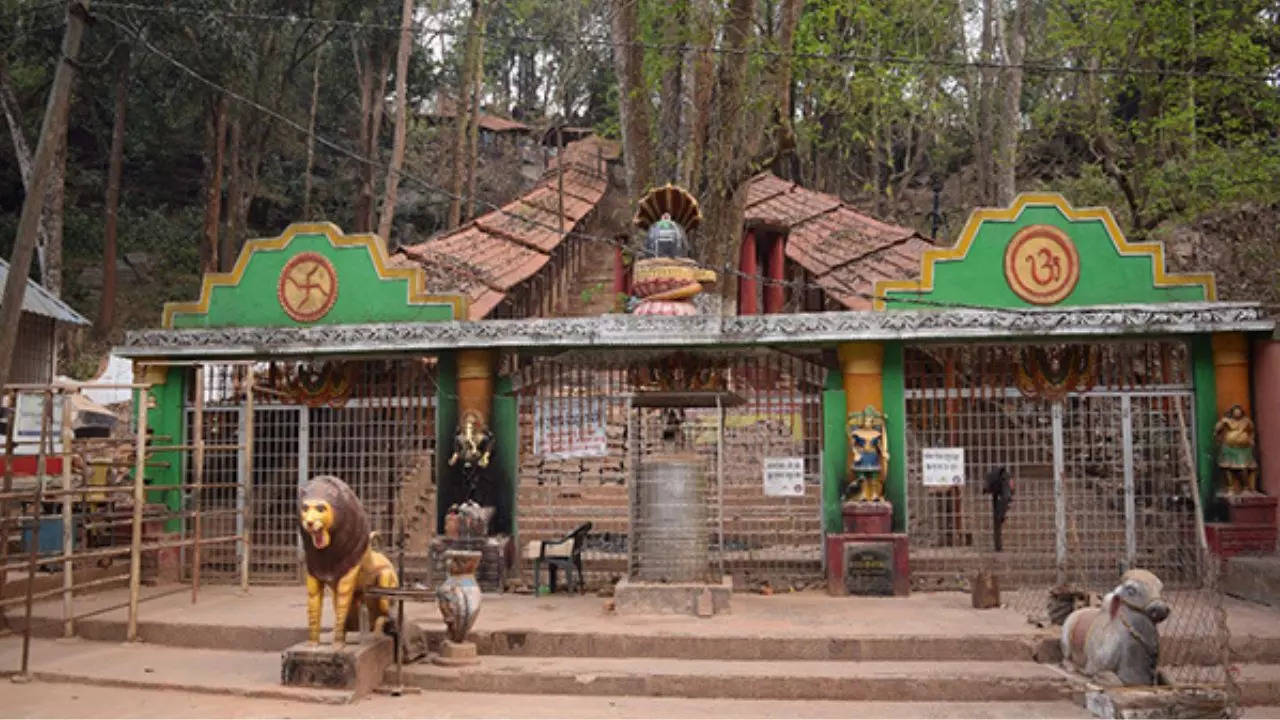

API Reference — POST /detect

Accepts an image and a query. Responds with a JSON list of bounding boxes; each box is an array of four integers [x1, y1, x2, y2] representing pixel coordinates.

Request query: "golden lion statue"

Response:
[[298, 475, 397, 648]]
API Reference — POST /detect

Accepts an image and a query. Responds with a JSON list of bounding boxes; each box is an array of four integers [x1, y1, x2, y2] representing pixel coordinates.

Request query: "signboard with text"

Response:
[[763, 456, 806, 497], [922, 447, 965, 487], [533, 397, 608, 459]]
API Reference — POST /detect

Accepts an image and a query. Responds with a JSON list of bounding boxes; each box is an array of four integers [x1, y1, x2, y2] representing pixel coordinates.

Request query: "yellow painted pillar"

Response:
[[457, 350, 496, 423], [1212, 333, 1251, 417], [838, 342, 884, 417]]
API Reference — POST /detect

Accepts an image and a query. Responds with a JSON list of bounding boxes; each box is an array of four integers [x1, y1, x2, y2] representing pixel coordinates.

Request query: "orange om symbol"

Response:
[[1025, 248, 1062, 286]]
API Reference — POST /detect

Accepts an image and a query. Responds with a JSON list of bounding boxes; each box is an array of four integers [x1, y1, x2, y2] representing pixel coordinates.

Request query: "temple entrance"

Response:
[[183, 359, 437, 584], [904, 340, 1200, 591], [513, 349, 826, 591]]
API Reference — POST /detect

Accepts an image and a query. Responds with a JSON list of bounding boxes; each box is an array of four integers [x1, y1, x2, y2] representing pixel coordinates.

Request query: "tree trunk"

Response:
[[302, 46, 323, 221], [769, 0, 802, 177], [699, 0, 755, 294], [681, 0, 715, 191], [609, 0, 654, 204], [1, 58, 53, 281], [201, 94, 228, 273], [464, 21, 487, 222], [448, 0, 485, 228], [352, 41, 375, 233], [41, 121, 66, 296], [995, 0, 1027, 206], [364, 48, 390, 232], [96, 46, 129, 340], [517, 47, 536, 116], [377, 0, 415, 243], [221, 113, 242, 273], [976, 0, 996, 205], [656, 3, 686, 184]]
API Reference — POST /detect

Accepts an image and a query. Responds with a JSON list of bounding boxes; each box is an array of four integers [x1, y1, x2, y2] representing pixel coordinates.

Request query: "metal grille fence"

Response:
[[514, 350, 825, 591], [185, 359, 437, 585], [903, 340, 1233, 691]]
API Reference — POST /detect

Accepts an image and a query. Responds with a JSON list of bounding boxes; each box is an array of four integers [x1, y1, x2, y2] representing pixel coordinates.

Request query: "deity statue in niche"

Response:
[[1214, 404, 1259, 495], [846, 405, 889, 503], [448, 410, 494, 503]]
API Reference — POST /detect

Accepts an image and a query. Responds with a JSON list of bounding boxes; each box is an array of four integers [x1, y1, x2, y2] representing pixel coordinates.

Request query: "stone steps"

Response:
[[393, 655, 1074, 702], [1236, 664, 1280, 707]]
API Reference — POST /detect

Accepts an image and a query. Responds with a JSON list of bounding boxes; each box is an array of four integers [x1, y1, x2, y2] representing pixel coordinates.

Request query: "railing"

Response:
[[0, 368, 249, 677]]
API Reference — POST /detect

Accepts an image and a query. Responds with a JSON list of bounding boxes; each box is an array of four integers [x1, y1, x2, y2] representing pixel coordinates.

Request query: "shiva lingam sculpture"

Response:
[[628, 184, 718, 316], [1215, 404, 1260, 496]]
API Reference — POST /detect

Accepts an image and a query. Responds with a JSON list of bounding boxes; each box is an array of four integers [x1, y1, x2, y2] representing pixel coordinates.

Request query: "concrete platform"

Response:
[[0, 637, 353, 704], [613, 576, 732, 616], [5, 583, 1280, 710]]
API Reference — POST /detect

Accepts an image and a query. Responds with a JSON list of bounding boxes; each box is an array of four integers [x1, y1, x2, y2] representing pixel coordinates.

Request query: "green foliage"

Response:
[[1, 0, 1279, 356]]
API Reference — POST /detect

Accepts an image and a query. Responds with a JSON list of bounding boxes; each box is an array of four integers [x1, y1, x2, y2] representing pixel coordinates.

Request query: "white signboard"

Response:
[[922, 447, 965, 487], [14, 393, 65, 454], [763, 456, 806, 497], [533, 397, 608, 459]]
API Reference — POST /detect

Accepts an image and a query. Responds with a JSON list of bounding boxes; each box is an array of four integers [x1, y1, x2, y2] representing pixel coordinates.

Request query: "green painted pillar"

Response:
[[821, 370, 848, 536], [1191, 335, 1220, 521], [493, 376, 518, 539], [137, 364, 187, 533], [882, 342, 907, 532], [435, 352, 459, 534]]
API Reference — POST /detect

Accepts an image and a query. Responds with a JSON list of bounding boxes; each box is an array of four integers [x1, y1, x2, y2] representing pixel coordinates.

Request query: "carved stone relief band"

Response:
[[119, 302, 1273, 359]]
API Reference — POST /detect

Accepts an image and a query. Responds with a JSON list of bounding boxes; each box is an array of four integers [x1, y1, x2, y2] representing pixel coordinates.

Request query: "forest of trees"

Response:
[[1, 0, 1278, 372]]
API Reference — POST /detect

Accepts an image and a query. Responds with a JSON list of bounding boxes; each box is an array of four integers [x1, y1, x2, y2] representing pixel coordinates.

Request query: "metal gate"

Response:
[[185, 359, 437, 583], [904, 340, 1201, 590], [514, 349, 825, 590]]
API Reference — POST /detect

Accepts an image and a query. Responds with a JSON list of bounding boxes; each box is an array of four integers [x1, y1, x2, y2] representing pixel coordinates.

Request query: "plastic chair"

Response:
[[525, 522, 592, 596]]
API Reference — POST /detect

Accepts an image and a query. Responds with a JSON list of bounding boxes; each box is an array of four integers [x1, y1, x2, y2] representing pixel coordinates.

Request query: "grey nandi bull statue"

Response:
[[1062, 569, 1170, 686]]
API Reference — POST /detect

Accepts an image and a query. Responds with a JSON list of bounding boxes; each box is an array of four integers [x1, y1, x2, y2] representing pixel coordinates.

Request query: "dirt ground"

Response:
[[4, 680, 1092, 719]]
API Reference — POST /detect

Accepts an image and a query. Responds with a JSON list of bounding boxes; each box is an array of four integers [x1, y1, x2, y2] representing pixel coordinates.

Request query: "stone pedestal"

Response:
[[841, 501, 893, 535], [613, 575, 733, 616], [281, 635, 393, 698], [1207, 494, 1278, 558], [433, 640, 480, 666], [1226, 494, 1277, 525], [971, 570, 1000, 609], [825, 533, 909, 596], [1205, 523, 1277, 558]]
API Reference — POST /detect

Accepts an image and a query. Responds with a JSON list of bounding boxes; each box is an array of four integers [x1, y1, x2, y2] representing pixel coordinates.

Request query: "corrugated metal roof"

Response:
[[743, 173, 933, 310], [0, 258, 90, 325], [396, 135, 611, 320]]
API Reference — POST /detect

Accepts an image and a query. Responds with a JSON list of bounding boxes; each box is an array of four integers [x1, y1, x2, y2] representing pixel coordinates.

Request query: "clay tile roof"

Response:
[[427, 96, 529, 133], [744, 173, 934, 310], [394, 134, 612, 320]]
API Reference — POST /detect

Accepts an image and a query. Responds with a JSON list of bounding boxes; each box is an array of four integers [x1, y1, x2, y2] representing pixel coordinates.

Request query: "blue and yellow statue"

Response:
[[846, 405, 889, 503]]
